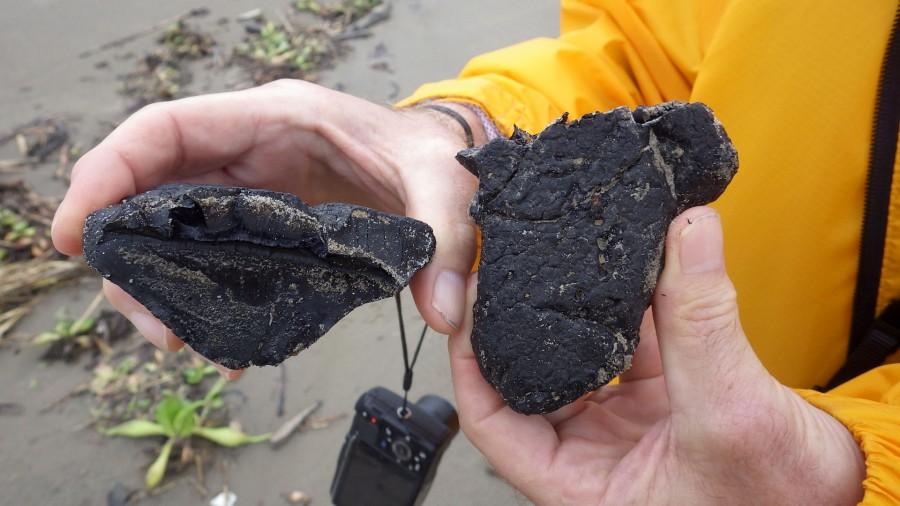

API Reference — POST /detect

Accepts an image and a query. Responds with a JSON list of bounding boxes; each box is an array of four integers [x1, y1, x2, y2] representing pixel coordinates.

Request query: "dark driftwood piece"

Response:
[[457, 101, 738, 414], [83, 184, 434, 369]]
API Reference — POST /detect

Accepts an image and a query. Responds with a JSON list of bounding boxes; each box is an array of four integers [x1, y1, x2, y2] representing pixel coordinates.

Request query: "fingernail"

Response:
[[432, 270, 466, 329], [128, 311, 168, 351], [679, 213, 724, 274]]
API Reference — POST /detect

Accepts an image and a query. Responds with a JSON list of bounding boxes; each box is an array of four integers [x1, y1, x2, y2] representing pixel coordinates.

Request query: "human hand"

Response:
[[51, 80, 481, 375], [449, 207, 865, 505]]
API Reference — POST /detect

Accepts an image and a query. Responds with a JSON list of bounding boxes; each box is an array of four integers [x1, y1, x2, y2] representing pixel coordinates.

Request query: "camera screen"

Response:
[[335, 439, 419, 506]]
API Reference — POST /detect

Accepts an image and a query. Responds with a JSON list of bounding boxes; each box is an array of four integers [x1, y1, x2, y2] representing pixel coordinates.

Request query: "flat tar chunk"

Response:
[[83, 184, 435, 369]]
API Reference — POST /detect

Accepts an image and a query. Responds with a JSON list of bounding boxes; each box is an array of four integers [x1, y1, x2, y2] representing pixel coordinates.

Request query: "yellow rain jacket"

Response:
[[399, 1, 900, 503]]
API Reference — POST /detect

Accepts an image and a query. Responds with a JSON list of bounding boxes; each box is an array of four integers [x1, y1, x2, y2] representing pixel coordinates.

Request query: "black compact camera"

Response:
[[330, 387, 460, 506]]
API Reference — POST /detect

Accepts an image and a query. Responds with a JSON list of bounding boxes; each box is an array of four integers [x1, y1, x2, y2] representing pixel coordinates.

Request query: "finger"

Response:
[[51, 89, 275, 256], [406, 159, 479, 334], [103, 281, 184, 353], [652, 207, 767, 413], [618, 309, 664, 382], [447, 273, 558, 489], [183, 344, 245, 380]]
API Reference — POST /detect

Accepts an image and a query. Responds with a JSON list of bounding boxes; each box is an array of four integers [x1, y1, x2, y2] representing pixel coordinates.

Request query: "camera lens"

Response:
[[415, 395, 459, 430], [391, 439, 412, 462]]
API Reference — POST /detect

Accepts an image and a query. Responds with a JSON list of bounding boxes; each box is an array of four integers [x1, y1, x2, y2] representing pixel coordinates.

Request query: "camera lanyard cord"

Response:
[[395, 292, 428, 415]]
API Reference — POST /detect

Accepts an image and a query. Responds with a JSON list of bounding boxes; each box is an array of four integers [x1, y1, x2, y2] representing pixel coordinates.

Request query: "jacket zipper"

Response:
[[848, 5, 900, 354]]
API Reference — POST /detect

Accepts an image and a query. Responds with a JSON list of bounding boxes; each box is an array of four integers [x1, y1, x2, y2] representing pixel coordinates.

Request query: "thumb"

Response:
[[405, 162, 479, 334], [652, 206, 768, 412]]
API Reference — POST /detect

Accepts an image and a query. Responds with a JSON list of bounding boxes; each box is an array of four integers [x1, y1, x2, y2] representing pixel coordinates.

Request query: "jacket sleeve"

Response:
[[797, 365, 900, 505], [396, 0, 729, 134]]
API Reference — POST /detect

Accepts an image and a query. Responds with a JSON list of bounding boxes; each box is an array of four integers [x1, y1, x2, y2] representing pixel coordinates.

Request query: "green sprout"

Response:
[[295, 0, 381, 19], [159, 20, 214, 59], [33, 311, 96, 346], [105, 378, 270, 489], [347, 0, 381, 14], [1, 208, 36, 243], [294, 0, 323, 14], [235, 22, 329, 74], [182, 362, 218, 385]]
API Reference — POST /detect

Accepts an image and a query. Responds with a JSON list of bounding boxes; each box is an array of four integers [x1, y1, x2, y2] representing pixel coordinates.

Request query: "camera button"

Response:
[[391, 440, 413, 462], [418, 451, 427, 460], [385, 427, 391, 436]]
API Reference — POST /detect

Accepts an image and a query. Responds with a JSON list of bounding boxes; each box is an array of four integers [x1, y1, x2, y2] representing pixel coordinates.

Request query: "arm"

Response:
[[406, 1, 900, 503]]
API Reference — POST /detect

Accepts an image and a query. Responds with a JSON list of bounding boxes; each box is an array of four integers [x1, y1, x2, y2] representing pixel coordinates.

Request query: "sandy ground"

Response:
[[0, 1, 557, 505]]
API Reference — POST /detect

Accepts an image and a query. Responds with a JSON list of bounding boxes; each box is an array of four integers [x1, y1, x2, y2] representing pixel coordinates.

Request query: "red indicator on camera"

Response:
[[369, 416, 377, 424]]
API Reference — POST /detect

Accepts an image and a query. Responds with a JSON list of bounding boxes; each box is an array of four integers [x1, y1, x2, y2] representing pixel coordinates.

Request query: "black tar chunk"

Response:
[[456, 101, 738, 414], [83, 184, 435, 369]]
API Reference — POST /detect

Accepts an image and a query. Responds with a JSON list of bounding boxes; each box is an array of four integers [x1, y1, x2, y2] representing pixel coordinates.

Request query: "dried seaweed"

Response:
[[233, 0, 391, 85], [0, 118, 70, 171], [121, 21, 215, 110], [0, 180, 60, 263]]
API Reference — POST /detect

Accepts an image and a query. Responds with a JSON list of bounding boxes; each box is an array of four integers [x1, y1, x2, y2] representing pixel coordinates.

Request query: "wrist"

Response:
[[402, 101, 490, 147], [783, 389, 865, 505], [806, 403, 866, 504]]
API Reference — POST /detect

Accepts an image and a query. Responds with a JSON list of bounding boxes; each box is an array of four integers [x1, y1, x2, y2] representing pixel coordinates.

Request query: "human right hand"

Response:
[[52, 80, 482, 374], [447, 207, 865, 505]]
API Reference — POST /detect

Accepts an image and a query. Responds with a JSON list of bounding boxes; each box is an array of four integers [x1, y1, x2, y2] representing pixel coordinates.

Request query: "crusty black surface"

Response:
[[457, 101, 738, 414], [83, 184, 435, 369]]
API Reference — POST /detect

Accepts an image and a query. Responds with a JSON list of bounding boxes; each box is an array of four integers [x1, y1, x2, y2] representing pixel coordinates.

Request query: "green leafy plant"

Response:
[[182, 362, 218, 385], [295, 0, 381, 19], [347, 0, 381, 14], [0, 209, 36, 242], [294, 0, 323, 14], [1, 208, 37, 261], [159, 20, 215, 59], [105, 378, 270, 489], [234, 21, 330, 76], [33, 311, 96, 345]]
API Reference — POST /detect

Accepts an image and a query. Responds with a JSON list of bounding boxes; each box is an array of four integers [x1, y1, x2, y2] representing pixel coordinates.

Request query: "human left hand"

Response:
[[448, 206, 865, 505]]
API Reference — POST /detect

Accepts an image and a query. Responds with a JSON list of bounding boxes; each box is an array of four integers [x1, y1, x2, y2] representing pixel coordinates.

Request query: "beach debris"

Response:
[[303, 412, 346, 430], [285, 490, 312, 504], [159, 20, 216, 59], [0, 181, 86, 338], [78, 8, 211, 59], [0, 403, 24, 416], [234, 0, 390, 84], [121, 21, 215, 109], [37, 297, 132, 363], [210, 490, 237, 506], [0, 118, 70, 171], [0, 180, 60, 263], [0, 303, 32, 341], [269, 400, 322, 446], [459, 101, 739, 414], [233, 17, 335, 84], [0, 259, 88, 323], [236, 8, 264, 21], [83, 184, 434, 369]]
